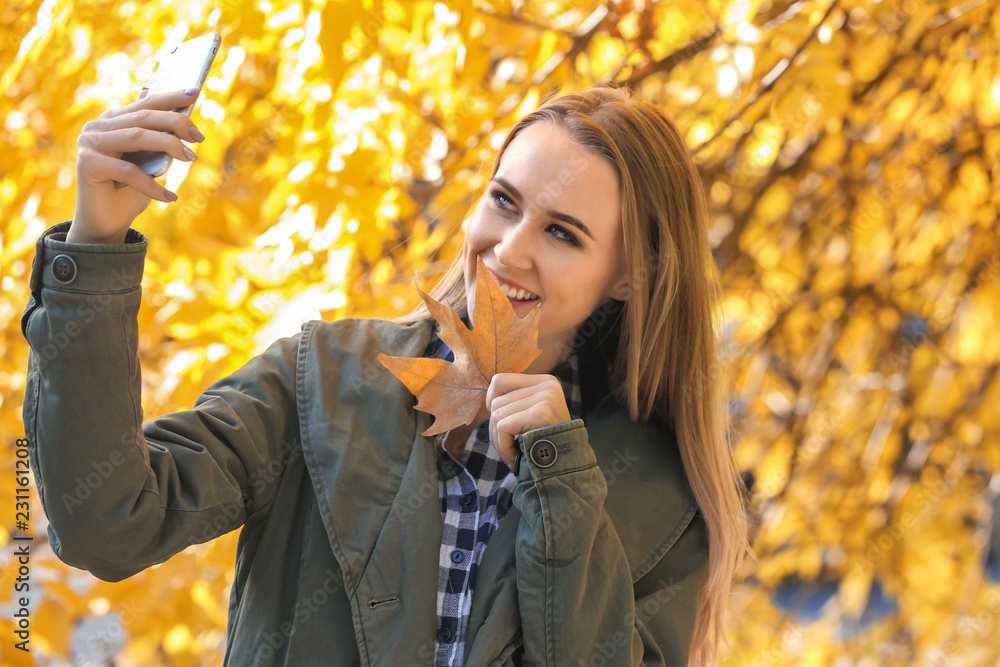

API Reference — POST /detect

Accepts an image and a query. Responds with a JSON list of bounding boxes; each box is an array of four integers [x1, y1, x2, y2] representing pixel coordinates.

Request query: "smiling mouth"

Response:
[[493, 276, 538, 302], [478, 262, 541, 302]]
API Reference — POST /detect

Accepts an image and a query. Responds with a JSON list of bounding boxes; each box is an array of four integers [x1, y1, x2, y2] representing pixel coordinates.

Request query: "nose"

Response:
[[494, 218, 534, 272]]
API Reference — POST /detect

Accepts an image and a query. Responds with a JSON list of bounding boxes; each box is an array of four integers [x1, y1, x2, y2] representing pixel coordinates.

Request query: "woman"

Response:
[[22, 85, 748, 665]]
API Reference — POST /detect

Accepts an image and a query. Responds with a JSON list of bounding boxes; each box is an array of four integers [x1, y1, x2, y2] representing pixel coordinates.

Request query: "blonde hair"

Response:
[[397, 86, 750, 665]]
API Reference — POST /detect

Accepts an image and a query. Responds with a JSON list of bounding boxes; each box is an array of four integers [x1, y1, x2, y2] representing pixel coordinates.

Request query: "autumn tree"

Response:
[[1, 0, 999, 664]]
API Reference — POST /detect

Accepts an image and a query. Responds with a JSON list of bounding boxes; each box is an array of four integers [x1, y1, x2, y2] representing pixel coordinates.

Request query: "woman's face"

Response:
[[463, 120, 627, 362]]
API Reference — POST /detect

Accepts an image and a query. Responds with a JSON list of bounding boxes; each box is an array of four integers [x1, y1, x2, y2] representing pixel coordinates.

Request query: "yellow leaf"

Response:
[[376, 258, 541, 435]]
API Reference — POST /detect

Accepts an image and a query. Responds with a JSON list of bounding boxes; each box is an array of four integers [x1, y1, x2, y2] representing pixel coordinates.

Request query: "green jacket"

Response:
[[22, 222, 708, 666]]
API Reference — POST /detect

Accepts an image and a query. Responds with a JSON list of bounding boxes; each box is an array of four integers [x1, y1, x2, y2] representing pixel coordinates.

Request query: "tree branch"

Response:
[[692, 0, 841, 157]]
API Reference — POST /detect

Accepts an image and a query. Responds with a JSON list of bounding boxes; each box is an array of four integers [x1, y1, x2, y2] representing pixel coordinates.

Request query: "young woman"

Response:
[[22, 85, 748, 665]]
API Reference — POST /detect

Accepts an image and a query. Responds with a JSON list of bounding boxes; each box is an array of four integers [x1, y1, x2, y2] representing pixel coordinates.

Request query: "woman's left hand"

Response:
[[486, 373, 571, 469]]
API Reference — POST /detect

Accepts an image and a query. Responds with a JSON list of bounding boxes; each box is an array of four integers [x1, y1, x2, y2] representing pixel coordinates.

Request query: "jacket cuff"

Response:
[[29, 221, 147, 294], [514, 419, 597, 482]]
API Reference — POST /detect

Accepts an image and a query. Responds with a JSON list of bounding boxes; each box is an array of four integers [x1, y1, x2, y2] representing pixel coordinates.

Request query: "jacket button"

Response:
[[529, 439, 557, 468], [51, 254, 77, 284], [437, 626, 454, 643]]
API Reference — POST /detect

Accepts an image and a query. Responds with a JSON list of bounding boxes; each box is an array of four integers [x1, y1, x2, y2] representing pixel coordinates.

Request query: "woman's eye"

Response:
[[547, 224, 578, 245], [490, 189, 516, 212]]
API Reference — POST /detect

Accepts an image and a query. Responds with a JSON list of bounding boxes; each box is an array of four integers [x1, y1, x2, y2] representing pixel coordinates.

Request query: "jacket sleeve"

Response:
[[511, 419, 708, 666], [21, 222, 301, 582]]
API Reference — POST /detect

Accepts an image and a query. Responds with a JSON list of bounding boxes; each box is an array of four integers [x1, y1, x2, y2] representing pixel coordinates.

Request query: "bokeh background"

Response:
[[2, 0, 1000, 664]]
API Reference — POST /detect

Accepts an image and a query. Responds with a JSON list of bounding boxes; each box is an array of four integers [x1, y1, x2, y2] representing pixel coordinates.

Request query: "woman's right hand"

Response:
[[67, 87, 205, 244]]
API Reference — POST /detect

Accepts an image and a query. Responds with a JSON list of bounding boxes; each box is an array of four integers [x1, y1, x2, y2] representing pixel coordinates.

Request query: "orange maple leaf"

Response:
[[376, 257, 542, 436]]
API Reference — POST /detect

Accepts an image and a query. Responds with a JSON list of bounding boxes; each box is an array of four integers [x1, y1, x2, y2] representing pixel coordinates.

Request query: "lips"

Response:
[[487, 269, 539, 301], [498, 282, 539, 301]]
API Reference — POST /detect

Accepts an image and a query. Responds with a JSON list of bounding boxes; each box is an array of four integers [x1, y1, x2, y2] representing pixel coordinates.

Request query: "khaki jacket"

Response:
[[22, 222, 708, 666]]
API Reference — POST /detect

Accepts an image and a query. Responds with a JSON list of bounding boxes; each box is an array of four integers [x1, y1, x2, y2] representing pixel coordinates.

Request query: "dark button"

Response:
[[450, 549, 464, 563], [459, 492, 476, 507], [437, 627, 453, 643], [529, 438, 557, 468], [51, 254, 77, 284]]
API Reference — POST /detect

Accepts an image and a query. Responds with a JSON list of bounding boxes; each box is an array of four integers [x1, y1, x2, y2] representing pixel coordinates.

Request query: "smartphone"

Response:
[[117, 33, 221, 188]]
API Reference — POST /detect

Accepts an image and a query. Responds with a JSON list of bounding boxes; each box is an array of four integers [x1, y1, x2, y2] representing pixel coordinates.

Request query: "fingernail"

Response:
[[182, 146, 198, 162], [189, 127, 206, 142], [184, 87, 201, 96], [165, 191, 179, 202]]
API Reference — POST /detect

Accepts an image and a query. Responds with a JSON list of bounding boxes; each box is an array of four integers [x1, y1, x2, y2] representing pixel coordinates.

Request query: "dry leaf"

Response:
[[377, 257, 542, 435]]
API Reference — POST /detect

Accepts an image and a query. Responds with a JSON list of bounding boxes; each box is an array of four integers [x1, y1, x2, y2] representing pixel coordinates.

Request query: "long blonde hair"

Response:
[[398, 86, 749, 666]]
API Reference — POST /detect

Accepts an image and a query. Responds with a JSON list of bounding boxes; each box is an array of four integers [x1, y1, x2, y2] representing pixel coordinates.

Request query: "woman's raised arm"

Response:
[[22, 87, 298, 581], [22, 224, 302, 580]]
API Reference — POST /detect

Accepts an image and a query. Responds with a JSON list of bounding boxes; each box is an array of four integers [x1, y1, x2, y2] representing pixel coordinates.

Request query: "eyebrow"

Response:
[[491, 177, 596, 241]]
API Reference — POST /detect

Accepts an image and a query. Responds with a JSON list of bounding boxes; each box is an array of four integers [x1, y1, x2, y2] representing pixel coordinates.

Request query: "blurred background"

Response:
[[1, 0, 999, 664]]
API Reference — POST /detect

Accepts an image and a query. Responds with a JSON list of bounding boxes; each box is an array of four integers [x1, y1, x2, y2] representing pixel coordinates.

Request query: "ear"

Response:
[[607, 271, 631, 301]]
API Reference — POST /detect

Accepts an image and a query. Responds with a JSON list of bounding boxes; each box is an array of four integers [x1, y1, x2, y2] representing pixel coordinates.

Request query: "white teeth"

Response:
[[498, 280, 537, 301]]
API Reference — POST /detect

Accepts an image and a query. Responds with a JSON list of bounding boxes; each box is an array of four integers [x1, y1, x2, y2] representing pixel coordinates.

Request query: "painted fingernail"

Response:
[[189, 127, 205, 142], [182, 146, 198, 162], [184, 87, 201, 96], [165, 191, 179, 202]]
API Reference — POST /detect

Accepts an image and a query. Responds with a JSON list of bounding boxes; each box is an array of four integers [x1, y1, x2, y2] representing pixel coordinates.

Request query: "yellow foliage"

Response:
[[2, 0, 1000, 664]]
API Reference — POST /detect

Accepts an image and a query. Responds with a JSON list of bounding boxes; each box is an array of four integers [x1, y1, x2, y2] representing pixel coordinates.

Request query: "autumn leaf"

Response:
[[376, 257, 541, 436]]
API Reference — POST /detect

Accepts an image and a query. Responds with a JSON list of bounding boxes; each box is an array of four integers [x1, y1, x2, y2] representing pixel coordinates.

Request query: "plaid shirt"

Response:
[[424, 326, 583, 666]]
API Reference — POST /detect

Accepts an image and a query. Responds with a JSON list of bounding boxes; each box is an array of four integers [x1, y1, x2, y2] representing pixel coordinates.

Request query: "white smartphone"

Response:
[[117, 33, 221, 188]]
